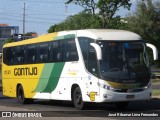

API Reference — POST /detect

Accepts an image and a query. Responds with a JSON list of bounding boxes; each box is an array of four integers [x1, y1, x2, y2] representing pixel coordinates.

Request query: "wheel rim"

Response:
[[18, 89, 23, 100], [75, 92, 82, 105]]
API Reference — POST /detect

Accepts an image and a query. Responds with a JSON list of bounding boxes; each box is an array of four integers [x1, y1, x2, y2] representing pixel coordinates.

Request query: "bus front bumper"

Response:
[[98, 88, 152, 103]]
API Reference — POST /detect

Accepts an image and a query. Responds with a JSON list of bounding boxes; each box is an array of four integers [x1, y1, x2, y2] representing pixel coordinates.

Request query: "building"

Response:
[[0, 24, 19, 53]]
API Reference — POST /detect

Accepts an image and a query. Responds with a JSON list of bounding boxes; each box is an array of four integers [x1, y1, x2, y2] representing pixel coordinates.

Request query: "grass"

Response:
[[152, 78, 160, 83], [152, 89, 160, 96], [152, 78, 160, 96]]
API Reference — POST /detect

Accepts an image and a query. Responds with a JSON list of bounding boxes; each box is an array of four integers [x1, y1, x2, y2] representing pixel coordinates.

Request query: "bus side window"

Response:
[[3, 47, 14, 65], [27, 45, 37, 64], [38, 43, 49, 63], [63, 39, 78, 62], [14, 46, 24, 64], [49, 40, 62, 62]]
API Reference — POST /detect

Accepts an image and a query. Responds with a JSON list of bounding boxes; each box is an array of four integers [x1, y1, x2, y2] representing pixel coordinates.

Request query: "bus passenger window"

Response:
[[14, 46, 25, 64], [39, 43, 48, 62], [49, 41, 62, 62], [27, 45, 37, 63], [63, 39, 78, 62], [3, 47, 14, 65]]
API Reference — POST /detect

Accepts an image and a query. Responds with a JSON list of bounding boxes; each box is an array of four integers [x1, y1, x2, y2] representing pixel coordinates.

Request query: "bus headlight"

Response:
[[144, 82, 151, 89], [98, 82, 114, 91]]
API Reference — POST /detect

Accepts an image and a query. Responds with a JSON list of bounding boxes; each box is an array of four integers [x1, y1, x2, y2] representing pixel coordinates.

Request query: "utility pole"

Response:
[[23, 2, 26, 35]]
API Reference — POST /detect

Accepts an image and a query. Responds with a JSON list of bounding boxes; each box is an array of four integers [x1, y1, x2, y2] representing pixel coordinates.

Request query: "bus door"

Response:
[[85, 43, 100, 101], [78, 37, 100, 101]]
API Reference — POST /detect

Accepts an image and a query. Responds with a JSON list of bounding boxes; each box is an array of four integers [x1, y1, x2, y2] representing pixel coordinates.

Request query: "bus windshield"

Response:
[[97, 41, 150, 86]]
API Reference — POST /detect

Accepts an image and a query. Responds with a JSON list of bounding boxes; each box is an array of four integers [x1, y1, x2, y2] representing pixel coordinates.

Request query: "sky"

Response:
[[0, 0, 137, 35]]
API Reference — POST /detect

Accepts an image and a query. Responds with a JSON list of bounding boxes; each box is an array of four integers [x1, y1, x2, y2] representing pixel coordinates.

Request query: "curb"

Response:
[[152, 96, 160, 99]]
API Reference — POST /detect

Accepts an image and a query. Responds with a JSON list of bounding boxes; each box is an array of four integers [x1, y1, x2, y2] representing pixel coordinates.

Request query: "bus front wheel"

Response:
[[73, 87, 86, 110]]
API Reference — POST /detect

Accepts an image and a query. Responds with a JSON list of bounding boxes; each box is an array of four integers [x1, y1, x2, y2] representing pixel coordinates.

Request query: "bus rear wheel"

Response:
[[17, 85, 33, 104], [73, 87, 86, 110]]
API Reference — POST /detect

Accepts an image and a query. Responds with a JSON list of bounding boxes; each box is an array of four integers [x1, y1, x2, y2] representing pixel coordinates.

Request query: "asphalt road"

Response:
[[0, 92, 160, 120]]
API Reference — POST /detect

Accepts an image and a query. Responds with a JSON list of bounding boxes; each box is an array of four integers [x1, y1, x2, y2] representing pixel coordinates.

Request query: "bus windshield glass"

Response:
[[97, 41, 150, 85]]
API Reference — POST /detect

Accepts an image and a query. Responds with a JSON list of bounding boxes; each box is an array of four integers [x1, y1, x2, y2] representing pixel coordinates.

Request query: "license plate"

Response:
[[126, 95, 135, 99]]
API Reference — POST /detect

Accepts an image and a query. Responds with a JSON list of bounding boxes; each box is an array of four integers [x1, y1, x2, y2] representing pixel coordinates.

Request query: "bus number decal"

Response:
[[4, 70, 11, 75]]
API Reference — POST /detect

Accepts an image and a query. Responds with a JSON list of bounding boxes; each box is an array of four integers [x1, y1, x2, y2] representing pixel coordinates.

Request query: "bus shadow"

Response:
[[34, 98, 160, 111], [0, 91, 159, 112], [31, 98, 160, 117]]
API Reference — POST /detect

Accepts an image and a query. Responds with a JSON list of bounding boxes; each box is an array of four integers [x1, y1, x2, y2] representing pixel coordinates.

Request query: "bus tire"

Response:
[[73, 87, 86, 110], [17, 85, 33, 104], [115, 101, 128, 110]]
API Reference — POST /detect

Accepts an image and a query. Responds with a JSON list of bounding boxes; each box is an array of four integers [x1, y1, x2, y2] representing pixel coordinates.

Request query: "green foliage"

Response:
[[66, 0, 131, 28], [48, 25, 58, 33], [126, 0, 160, 67], [3, 38, 14, 45], [48, 12, 102, 32], [126, 0, 160, 43], [48, 12, 127, 32], [108, 16, 128, 29], [48, 0, 131, 32], [66, 0, 96, 14], [48, 0, 132, 32], [97, 0, 131, 28], [152, 89, 160, 96]]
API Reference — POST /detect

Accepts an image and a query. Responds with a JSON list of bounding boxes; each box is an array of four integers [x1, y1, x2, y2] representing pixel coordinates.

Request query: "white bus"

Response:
[[2, 29, 158, 110]]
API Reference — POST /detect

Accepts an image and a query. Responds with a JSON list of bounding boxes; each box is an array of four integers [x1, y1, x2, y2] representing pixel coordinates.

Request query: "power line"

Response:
[[0, 0, 72, 33], [0, 17, 57, 25], [0, 2, 67, 24], [0, 11, 65, 21], [25, 8, 70, 16], [0, 12, 70, 17], [26, 16, 63, 21], [8, 0, 65, 4], [0, 14, 21, 18], [0, 14, 63, 21], [0, 12, 22, 15], [0, 17, 22, 22]]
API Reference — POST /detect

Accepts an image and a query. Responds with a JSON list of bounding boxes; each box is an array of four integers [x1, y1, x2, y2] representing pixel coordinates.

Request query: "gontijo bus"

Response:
[[2, 29, 158, 110]]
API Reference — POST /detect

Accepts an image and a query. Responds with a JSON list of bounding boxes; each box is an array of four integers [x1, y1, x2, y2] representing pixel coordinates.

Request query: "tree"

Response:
[[48, 12, 101, 32], [126, 0, 160, 66], [66, 0, 131, 28], [126, 0, 160, 45], [48, 24, 58, 33], [3, 38, 14, 45], [66, 0, 96, 14], [97, 0, 131, 28]]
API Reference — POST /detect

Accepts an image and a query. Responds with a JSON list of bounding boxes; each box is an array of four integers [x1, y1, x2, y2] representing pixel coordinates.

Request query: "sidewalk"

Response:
[[0, 106, 31, 111], [152, 96, 160, 99]]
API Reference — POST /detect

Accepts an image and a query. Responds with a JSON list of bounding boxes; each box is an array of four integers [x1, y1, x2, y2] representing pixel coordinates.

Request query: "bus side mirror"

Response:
[[90, 43, 102, 60], [146, 43, 158, 60]]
